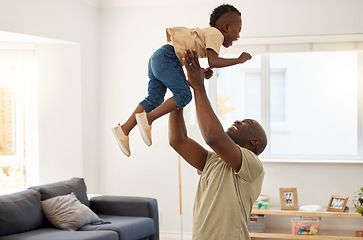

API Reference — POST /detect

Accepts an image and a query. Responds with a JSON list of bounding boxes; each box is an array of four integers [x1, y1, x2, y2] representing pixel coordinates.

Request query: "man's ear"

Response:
[[250, 138, 260, 146]]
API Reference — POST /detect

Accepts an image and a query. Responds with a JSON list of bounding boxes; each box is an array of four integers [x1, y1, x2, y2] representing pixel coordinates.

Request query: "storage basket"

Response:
[[248, 214, 265, 233]]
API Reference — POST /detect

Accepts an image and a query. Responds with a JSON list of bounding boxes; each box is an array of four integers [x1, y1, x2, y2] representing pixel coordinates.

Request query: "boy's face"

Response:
[[222, 12, 242, 48]]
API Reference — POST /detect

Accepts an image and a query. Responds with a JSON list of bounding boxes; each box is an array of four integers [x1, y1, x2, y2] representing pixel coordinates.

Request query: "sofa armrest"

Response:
[[90, 196, 159, 240], [90, 196, 158, 218]]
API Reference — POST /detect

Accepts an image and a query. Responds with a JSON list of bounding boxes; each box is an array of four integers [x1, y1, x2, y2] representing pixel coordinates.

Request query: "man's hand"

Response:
[[203, 67, 213, 80], [182, 49, 205, 90], [238, 52, 252, 64]]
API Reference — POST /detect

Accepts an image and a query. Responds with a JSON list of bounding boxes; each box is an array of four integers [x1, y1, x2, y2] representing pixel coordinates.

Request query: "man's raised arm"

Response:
[[183, 49, 242, 172]]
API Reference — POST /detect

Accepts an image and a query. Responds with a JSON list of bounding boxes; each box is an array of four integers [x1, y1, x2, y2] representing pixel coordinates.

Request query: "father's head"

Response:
[[226, 119, 267, 155]]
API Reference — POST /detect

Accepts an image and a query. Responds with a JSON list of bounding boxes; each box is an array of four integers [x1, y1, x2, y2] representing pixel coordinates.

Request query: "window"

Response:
[[0, 44, 36, 193], [215, 35, 363, 161]]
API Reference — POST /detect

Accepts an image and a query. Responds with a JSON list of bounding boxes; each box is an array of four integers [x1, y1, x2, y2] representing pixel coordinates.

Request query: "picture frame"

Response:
[[327, 195, 349, 212], [279, 188, 299, 210]]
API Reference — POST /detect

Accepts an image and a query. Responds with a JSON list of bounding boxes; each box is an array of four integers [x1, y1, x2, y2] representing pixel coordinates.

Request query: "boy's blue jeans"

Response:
[[139, 44, 192, 113]]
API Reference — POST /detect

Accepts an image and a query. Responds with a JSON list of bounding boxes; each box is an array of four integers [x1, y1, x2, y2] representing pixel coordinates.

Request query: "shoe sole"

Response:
[[111, 127, 130, 157], [135, 114, 152, 146]]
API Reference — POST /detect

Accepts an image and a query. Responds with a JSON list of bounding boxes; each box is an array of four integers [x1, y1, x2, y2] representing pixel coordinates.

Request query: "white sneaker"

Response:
[[135, 111, 152, 146], [112, 124, 130, 157]]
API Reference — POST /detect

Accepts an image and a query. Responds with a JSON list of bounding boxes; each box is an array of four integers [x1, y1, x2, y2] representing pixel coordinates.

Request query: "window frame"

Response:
[[0, 43, 37, 193], [215, 34, 363, 163]]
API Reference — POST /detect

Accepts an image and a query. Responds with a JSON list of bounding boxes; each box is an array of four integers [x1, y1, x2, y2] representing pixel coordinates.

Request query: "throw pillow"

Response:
[[41, 192, 101, 231]]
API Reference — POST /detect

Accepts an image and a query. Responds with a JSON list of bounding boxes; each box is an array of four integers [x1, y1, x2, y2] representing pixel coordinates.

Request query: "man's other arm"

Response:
[[169, 108, 208, 172]]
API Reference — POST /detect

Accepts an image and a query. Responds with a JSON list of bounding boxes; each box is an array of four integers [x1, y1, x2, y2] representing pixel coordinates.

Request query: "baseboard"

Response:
[[160, 231, 192, 240]]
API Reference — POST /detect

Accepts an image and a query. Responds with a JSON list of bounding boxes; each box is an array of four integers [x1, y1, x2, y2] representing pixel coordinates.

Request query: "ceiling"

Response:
[[81, 0, 226, 8]]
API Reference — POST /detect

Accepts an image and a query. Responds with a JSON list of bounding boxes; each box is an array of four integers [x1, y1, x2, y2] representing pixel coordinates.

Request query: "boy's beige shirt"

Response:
[[193, 147, 265, 240], [166, 27, 224, 65]]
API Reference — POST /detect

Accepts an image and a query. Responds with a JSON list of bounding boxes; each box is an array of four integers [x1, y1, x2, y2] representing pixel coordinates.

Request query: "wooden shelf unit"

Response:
[[249, 208, 362, 240]]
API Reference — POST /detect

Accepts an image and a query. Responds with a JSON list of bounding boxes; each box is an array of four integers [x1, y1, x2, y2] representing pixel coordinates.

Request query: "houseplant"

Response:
[[352, 187, 363, 216]]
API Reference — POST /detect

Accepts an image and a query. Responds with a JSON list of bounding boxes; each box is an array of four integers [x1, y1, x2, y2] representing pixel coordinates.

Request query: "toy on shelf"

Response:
[[254, 194, 270, 210], [356, 231, 363, 237], [291, 217, 319, 235]]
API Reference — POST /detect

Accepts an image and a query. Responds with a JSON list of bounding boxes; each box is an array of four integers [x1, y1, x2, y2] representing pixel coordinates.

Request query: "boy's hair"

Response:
[[209, 4, 241, 27]]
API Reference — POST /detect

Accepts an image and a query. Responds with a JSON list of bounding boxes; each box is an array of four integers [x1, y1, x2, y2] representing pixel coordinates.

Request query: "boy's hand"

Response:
[[238, 52, 252, 64], [203, 67, 213, 79]]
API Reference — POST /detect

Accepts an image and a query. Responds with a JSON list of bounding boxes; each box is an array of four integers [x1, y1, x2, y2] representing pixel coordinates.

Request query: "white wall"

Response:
[[36, 43, 83, 183], [0, 0, 100, 191], [98, 0, 363, 237]]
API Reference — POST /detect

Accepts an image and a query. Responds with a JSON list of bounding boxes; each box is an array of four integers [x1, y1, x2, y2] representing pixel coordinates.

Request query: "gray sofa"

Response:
[[0, 177, 159, 240]]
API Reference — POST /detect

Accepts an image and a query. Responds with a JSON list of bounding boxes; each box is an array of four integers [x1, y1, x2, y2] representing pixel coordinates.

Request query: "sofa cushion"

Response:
[[80, 214, 155, 240], [0, 189, 44, 237], [29, 177, 90, 207], [41, 192, 101, 231], [0, 228, 119, 240]]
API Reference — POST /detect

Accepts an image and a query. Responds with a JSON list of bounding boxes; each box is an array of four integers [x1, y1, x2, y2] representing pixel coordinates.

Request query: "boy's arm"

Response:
[[168, 108, 208, 172], [207, 49, 252, 68]]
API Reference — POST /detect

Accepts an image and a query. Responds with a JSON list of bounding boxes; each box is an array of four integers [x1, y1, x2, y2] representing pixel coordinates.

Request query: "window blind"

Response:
[[0, 88, 15, 156], [0, 43, 35, 62]]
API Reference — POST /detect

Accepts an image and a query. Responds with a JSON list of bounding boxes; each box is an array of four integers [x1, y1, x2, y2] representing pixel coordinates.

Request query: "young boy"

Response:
[[112, 4, 252, 157]]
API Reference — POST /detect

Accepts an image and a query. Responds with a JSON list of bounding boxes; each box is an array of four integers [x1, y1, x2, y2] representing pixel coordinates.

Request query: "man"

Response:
[[168, 49, 267, 240]]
